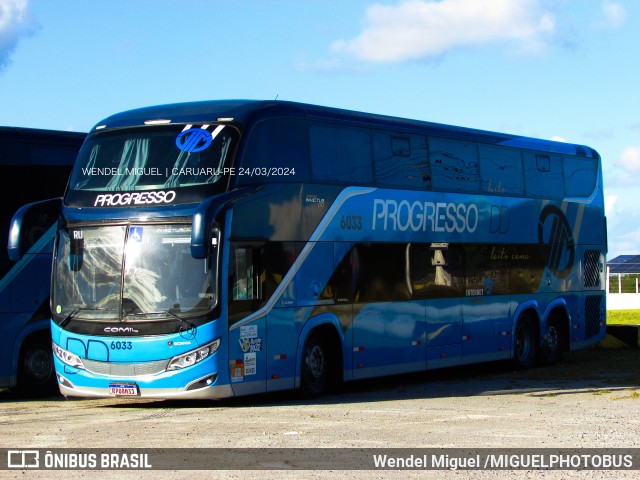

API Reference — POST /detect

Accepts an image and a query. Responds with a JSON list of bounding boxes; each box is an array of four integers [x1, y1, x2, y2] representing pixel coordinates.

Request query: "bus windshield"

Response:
[[52, 224, 218, 322], [67, 125, 238, 192]]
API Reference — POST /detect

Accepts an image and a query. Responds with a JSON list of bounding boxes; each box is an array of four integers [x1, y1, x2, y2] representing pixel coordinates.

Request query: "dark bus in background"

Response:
[[0, 127, 86, 395]]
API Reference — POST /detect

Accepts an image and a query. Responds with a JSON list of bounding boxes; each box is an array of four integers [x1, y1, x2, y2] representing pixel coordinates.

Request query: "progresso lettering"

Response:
[[372, 199, 479, 233], [94, 190, 176, 207]]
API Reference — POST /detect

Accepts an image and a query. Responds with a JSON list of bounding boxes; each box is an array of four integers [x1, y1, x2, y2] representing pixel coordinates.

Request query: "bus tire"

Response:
[[513, 316, 537, 369], [538, 317, 565, 366], [17, 336, 58, 397], [300, 333, 329, 397]]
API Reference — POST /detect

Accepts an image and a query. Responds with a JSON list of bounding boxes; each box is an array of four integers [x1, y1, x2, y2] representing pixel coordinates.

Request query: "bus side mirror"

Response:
[[190, 188, 257, 259], [8, 198, 62, 262], [191, 211, 219, 260], [191, 210, 211, 259]]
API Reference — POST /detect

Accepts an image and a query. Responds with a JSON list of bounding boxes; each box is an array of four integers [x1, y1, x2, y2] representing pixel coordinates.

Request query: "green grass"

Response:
[[607, 309, 640, 325]]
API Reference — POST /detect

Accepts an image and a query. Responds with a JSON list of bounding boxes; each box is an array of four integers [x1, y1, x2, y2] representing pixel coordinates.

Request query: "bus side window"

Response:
[[310, 123, 373, 185], [410, 243, 465, 299], [228, 242, 297, 323], [261, 242, 297, 299], [353, 243, 412, 303], [409, 244, 431, 298], [464, 244, 509, 295], [320, 246, 355, 304], [239, 117, 311, 185], [523, 152, 565, 199], [373, 132, 430, 190], [564, 156, 598, 198], [230, 246, 258, 301], [428, 137, 480, 193], [478, 144, 524, 195], [228, 244, 262, 323]]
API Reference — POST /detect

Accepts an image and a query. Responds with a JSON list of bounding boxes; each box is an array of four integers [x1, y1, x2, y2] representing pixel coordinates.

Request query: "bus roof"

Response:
[[0, 126, 86, 170], [0, 126, 86, 145], [92, 99, 598, 158]]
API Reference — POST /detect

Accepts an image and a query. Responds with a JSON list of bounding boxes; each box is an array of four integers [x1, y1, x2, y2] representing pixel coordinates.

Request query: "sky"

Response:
[[0, 0, 638, 260]]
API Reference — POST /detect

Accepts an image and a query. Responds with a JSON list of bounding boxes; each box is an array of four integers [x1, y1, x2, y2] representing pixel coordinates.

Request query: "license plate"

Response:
[[108, 383, 138, 396]]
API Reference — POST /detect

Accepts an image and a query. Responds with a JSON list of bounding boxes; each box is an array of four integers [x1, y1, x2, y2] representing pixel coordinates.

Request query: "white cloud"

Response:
[[331, 0, 555, 64], [616, 146, 640, 172], [551, 136, 567, 143], [599, 0, 627, 29], [602, 190, 640, 259], [0, 0, 36, 74], [604, 190, 617, 213], [608, 226, 640, 259]]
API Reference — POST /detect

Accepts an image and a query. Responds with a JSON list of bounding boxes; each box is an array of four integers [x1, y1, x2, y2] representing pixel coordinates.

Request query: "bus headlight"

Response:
[[167, 339, 221, 371], [52, 342, 85, 369]]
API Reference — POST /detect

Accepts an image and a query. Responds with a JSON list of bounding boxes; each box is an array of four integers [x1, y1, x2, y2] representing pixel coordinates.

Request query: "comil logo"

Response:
[[104, 327, 139, 334], [538, 205, 575, 279]]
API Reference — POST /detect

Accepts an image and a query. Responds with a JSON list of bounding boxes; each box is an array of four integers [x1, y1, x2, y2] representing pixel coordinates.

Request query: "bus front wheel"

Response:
[[17, 337, 58, 397], [513, 317, 537, 369], [301, 334, 329, 397]]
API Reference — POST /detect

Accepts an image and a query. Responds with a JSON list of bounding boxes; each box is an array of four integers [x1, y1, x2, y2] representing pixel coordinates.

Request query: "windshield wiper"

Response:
[[60, 308, 79, 328], [164, 309, 197, 333], [59, 307, 116, 327], [123, 308, 197, 331]]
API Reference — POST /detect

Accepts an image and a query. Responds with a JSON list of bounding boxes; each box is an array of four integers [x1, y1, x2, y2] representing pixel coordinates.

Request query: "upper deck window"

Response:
[[564, 156, 598, 198], [239, 117, 310, 184], [68, 125, 239, 193], [429, 137, 480, 192], [523, 152, 564, 199], [310, 123, 373, 185], [478, 144, 524, 195], [373, 132, 429, 189]]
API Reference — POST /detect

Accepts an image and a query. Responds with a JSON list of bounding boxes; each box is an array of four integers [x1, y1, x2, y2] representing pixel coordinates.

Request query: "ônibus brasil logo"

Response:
[[538, 205, 575, 279]]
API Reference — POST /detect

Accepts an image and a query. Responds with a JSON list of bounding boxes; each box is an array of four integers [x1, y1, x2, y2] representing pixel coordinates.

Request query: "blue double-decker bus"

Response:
[[9, 100, 607, 399], [1, 126, 85, 395]]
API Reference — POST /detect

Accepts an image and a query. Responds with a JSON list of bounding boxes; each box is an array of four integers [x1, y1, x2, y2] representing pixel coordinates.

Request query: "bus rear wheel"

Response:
[[301, 334, 329, 397], [538, 318, 564, 366], [513, 317, 537, 369]]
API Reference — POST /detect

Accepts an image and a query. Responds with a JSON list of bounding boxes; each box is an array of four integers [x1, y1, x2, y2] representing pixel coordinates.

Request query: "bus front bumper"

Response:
[[55, 370, 235, 400]]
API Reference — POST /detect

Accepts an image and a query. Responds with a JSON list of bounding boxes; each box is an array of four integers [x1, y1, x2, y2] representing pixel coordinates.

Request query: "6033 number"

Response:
[[340, 215, 362, 230]]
